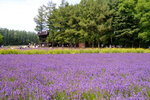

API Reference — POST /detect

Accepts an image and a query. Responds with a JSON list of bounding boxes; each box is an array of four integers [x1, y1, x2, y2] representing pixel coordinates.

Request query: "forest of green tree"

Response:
[[0, 28, 39, 46], [34, 0, 150, 48]]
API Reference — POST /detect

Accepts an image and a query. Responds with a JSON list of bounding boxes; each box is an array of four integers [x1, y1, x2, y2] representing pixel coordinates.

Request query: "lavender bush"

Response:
[[0, 53, 150, 100]]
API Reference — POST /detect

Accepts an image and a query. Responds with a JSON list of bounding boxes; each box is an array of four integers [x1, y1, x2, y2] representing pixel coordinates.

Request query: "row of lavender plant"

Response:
[[0, 53, 150, 99]]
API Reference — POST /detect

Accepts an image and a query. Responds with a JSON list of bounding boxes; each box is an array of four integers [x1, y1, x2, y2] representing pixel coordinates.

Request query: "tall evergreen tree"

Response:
[[60, 0, 66, 7], [135, 0, 150, 46], [34, 5, 46, 32], [0, 34, 3, 46], [112, 0, 139, 47]]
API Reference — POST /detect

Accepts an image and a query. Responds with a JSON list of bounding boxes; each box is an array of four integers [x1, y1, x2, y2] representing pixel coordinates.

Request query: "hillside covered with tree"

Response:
[[34, 0, 150, 48], [0, 28, 39, 46]]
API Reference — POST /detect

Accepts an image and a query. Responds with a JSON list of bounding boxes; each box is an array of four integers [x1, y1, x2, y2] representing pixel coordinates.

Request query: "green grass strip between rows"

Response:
[[0, 48, 150, 54]]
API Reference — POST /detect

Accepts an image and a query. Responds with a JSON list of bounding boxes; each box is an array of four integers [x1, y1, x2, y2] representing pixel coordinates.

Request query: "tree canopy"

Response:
[[35, 0, 150, 48], [0, 28, 39, 46], [0, 34, 3, 45]]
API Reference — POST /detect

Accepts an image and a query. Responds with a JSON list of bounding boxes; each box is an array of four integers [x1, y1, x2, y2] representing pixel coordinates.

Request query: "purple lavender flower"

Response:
[[0, 53, 150, 99]]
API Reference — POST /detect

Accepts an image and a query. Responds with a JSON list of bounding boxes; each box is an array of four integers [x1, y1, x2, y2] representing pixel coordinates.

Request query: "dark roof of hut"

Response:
[[38, 31, 49, 36]]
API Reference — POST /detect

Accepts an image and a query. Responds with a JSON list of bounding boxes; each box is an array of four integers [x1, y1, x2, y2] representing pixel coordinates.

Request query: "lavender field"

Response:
[[0, 54, 150, 100]]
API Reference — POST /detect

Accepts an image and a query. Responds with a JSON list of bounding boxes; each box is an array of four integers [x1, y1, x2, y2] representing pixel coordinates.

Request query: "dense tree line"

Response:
[[0, 28, 39, 46], [34, 0, 150, 48], [0, 34, 3, 46]]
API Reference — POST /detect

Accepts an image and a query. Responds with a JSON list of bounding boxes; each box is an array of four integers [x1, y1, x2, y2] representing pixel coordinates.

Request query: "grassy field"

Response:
[[0, 48, 150, 54]]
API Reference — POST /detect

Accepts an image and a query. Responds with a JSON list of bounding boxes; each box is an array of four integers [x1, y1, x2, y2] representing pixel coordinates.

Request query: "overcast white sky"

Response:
[[0, 0, 80, 32]]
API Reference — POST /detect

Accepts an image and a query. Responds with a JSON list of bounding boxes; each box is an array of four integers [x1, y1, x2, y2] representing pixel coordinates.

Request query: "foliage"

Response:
[[0, 28, 39, 46], [34, 0, 150, 48], [34, 5, 47, 32], [34, 1, 56, 32], [0, 48, 150, 54], [135, 0, 150, 43], [112, 0, 140, 47], [0, 34, 3, 45], [46, 0, 113, 47]]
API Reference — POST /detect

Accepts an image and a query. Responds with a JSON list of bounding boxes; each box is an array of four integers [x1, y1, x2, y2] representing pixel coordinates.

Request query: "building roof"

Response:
[[38, 31, 49, 36]]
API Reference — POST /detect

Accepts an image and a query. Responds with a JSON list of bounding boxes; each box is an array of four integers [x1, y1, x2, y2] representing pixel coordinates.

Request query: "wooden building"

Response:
[[37, 31, 49, 46]]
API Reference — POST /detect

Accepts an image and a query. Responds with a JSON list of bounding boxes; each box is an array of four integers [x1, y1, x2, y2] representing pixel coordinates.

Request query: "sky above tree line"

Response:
[[0, 0, 81, 32]]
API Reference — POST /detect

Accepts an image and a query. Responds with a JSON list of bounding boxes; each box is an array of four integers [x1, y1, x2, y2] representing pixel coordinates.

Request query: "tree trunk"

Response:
[[70, 43, 73, 48], [61, 43, 64, 48], [52, 42, 54, 48], [110, 36, 113, 45], [92, 41, 94, 48], [138, 40, 141, 48], [132, 42, 134, 48], [74, 44, 76, 48], [98, 41, 100, 48]]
